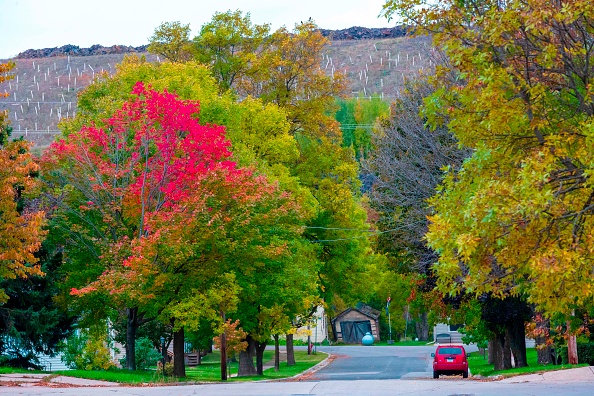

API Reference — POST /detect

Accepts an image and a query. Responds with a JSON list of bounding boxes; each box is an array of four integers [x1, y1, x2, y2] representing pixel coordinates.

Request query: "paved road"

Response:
[[310, 345, 467, 380], [2, 374, 594, 396], [2, 345, 593, 395]]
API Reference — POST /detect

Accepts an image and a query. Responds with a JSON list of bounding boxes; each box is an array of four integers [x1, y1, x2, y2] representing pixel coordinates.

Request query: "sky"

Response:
[[0, 0, 393, 59]]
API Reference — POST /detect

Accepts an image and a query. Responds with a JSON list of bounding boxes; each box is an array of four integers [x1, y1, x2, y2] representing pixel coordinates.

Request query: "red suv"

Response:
[[432, 345, 469, 379]]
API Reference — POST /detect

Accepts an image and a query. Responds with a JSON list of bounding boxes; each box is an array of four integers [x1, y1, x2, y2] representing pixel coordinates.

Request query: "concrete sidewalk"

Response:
[[0, 373, 120, 387], [500, 366, 594, 384], [1, 365, 592, 387]]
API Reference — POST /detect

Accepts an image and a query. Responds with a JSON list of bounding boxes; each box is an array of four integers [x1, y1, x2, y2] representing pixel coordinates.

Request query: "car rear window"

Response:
[[438, 347, 463, 355]]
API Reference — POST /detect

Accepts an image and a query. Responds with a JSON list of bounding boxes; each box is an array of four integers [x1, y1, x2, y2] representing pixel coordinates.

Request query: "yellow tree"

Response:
[[383, 0, 594, 366], [0, 62, 46, 303]]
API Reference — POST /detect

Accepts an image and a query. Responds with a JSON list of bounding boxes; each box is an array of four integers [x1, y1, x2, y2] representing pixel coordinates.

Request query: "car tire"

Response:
[[433, 371, 439, 379], [462, 370, 468, 378]]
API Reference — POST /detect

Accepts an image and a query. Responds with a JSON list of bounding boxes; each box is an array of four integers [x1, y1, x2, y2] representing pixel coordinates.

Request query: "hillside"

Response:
[[0, 30, 433, 148]]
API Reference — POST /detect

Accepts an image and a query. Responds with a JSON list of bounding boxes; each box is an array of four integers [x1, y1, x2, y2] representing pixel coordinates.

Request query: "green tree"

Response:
[[0, 241, 74, 368], [241, 22, 381, 352], [193, 10, 270, 92], [191, 16, 376, 332], [148, 21, 193, 62], [233, 21, 377, 316], [335, 95, 390, 160]]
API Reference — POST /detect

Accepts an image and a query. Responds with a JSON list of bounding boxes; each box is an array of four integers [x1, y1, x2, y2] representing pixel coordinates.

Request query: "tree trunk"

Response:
[[567, 327, 578, 365], [220, 331, 227, 380], [488, 339, 494, 364], [415, 311, 429, 341], [238, 335, 257, 376], [507, 318, 528, 368], [327, 313, 337, 342], [491, 331, 512, 371], [286, 333, 296, 366], [274, 334, 280, 371], [535, 316, 552, 364], [220, 309, 227, 380], [125, 307, 138, 371], [255, 339, 267, 375], [173, 326, 186, 378]]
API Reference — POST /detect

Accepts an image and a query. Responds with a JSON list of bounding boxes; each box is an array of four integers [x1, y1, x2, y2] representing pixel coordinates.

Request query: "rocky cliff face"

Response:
[[319, 26, 408, 40], [15, 44, 149, 59], [14, 26, 408, 59]]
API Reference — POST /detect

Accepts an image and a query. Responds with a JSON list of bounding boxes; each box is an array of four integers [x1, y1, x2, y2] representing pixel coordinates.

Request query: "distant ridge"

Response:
[[15, 44, 149, 59], [13, 26, 408, 59], [319, 26, 408, 40]]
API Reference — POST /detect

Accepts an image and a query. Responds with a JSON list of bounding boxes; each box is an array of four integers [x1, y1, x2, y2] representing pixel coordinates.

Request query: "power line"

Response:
[[306, 225, 406, 243], [304, 226, 377, 232]]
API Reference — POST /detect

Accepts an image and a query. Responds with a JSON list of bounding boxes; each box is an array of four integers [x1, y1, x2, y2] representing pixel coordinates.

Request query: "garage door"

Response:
[[340, 320, 372, 343]]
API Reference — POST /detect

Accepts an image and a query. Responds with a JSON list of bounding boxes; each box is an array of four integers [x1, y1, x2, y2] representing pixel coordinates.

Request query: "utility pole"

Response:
[[220, 310, 227, 380], [386, 297, 393, 344], [404, 305, 409, 341]]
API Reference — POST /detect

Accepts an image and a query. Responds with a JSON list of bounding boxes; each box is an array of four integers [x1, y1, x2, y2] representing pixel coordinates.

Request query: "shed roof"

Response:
[[332, 304, 381, 323]]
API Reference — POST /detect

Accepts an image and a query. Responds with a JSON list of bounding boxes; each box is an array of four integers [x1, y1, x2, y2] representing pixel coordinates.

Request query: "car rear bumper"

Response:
[[434, 364, 467, 371]]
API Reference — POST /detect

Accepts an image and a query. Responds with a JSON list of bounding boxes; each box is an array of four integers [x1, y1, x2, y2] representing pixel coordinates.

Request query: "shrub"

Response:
[[60, 324, 116, 370], [558, 343, 594, 365], [576, 343, 594, 365], [119, 337, 162, 370]]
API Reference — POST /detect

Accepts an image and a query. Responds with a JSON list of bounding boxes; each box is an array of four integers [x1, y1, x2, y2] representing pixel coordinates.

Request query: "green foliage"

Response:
[[335, 95, 390, 160], [119, 337, 161, 370], [149, 15, 378, 322], [454, 300, 491, 350], [0, 241, 74, 368], [185, 318, 215, 352], [559, 343, 594, 366], [61, 323, 116, 370], [148, 21, 193, 62], [193, 10, 270, 92]]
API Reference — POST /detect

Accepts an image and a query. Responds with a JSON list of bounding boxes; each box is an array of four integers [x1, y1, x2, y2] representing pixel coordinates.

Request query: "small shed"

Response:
[[332, 304, 381, 344]]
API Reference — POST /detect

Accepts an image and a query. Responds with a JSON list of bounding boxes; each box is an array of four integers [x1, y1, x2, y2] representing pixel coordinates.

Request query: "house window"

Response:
[[449, 324, 463, 332]]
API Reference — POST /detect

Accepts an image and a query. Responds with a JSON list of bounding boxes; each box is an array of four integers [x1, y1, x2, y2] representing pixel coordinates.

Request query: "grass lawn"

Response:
[[51, 350, 326, 384], [468, 348, 588, 378], [53, 369, 162, 384], [383, 340, 434, 347], [0, 367, 35, 374], [328, 339, 433, 347]]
